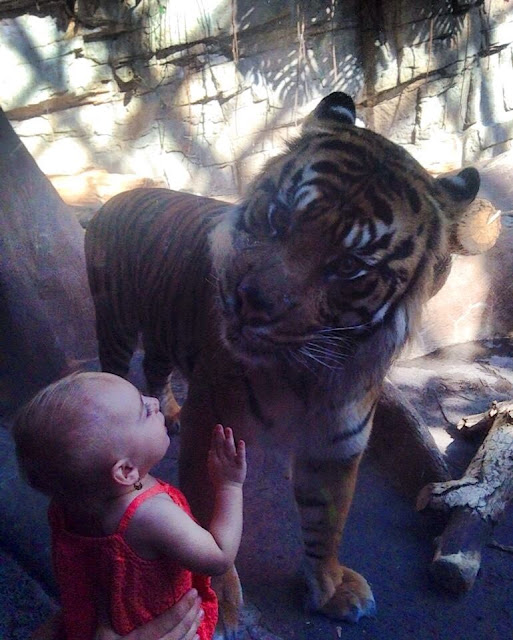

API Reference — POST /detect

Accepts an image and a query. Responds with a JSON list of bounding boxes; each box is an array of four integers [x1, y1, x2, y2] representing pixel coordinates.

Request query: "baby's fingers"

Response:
[[236, 439, 246, 463], [210, 423, 224, 452], [211, 424, 235, 459], [236, 441, 247, 480], [222, 426, 237, 457]]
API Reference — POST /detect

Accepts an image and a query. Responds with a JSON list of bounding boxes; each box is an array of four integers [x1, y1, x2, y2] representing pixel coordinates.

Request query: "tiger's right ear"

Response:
[[305, 92, 357, 129]]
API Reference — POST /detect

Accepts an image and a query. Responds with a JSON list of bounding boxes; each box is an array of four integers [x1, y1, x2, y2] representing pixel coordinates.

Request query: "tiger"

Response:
[[84, 92, 481, 627]]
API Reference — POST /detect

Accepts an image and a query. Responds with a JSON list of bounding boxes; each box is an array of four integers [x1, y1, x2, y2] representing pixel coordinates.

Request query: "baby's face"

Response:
[[86, 374, 170, 472]]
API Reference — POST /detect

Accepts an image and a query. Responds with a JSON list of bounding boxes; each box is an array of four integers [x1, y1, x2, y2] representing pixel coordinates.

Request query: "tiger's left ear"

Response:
[[436, 166, 501, 257], [435, 167, 480, 207], [431, 167, 499, 295]]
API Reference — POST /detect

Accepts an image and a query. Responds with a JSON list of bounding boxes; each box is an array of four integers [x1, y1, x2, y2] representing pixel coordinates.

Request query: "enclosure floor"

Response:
[[2, 340, 513, 640]]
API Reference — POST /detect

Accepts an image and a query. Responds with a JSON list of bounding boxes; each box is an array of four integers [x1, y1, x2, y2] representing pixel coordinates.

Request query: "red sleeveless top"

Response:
[[49, 480, 218, 639]]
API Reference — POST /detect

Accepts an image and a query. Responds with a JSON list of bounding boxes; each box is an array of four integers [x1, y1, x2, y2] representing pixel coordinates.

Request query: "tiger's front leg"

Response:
[[178, 387, 243, 637], [293, 454, 376, 622], [141, 336, 182, 429]]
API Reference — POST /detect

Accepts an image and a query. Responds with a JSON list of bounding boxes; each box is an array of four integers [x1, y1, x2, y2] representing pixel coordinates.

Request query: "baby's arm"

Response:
[[206, 424, 246, 570], [138, 425, 246, 576]]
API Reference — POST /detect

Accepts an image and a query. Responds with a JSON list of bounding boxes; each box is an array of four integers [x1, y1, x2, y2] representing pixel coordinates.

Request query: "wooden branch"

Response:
[[456, 399, 509, 438], [417, 401, 513, 592], [449, 197, 501, 256]]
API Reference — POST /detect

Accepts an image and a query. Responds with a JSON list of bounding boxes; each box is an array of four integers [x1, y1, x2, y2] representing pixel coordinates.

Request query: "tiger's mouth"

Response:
[[223, 318, 361, 372], [218, 288, 306, 363], [217, 276, 378, 363], [219, 321, 287, 368], [222, 307, 295, 350], [227, 323, 275, 351]]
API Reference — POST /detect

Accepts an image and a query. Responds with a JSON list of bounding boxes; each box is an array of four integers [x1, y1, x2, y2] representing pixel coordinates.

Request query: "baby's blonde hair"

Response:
[[12, 371, 118, 502]]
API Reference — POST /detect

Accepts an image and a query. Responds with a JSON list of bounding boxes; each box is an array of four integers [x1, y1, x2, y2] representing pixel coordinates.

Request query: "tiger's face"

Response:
[[210, 93, 480, 368]]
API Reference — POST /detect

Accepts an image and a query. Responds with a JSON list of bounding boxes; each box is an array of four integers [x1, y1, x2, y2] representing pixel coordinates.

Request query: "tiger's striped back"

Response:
[[85, 188, 225, 386]]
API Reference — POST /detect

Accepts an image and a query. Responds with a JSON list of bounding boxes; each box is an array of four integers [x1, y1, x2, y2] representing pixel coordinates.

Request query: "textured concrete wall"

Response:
[[0, 0, 512, 203]]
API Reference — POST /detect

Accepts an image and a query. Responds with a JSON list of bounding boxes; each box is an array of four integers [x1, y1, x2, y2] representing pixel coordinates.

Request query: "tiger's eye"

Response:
[[324, 255, 367, 282], [339, 255, 360, 275], [267, 200, 290, 238]]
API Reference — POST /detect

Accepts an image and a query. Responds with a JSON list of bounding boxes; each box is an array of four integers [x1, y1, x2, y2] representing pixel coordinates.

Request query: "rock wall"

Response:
[[0, 0, 512, 204]]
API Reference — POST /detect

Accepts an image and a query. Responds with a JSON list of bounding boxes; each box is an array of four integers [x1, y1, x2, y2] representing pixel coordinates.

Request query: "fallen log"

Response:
[[455, 399, 506, 437], [416, 401, 513, 593], [448, 197, 501, 256]]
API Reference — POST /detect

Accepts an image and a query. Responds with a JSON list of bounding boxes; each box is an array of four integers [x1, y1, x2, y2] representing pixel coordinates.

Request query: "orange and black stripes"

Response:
[[85, 188, 225, 392]]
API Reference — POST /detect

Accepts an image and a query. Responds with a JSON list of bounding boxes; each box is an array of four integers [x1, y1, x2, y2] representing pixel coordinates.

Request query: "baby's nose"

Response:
[[146, 396, 160, 413]]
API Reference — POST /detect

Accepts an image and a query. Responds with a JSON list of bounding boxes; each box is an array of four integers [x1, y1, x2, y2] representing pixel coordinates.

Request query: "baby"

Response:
[[13, 371, 246, 640]]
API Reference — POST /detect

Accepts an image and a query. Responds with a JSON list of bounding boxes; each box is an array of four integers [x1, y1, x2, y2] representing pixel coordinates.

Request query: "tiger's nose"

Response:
[[236, 282, 296, 324], [238, 283, 271, 311]]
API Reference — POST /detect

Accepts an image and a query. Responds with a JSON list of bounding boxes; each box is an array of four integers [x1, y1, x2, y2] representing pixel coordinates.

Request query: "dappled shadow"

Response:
[[1, 5, 513, 639], [1, 0, 506, 200]]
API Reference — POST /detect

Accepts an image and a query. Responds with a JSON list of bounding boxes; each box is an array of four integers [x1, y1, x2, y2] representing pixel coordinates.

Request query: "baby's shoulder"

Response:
[[123, 490, 186, 556], [131, 486, 184, 525]]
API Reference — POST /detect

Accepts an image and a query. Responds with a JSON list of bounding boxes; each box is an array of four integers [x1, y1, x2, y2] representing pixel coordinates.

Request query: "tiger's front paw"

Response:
[[159, 385, 182, 433], [164, 408, 181, 434], [212, 566, 243, 639], [320, 566, 376, 622], [305, 560, 376, 623]]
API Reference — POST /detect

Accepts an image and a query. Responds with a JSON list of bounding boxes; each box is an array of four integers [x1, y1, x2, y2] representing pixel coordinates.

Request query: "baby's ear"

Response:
[[111, 459, 139, 487]]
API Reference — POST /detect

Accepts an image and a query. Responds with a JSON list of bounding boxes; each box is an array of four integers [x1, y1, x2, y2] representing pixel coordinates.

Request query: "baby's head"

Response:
[[12, 372, 169, 502]]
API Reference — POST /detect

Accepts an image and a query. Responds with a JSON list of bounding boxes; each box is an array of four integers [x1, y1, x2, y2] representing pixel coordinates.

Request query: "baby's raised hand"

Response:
[[207, 424, 247, 487]]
